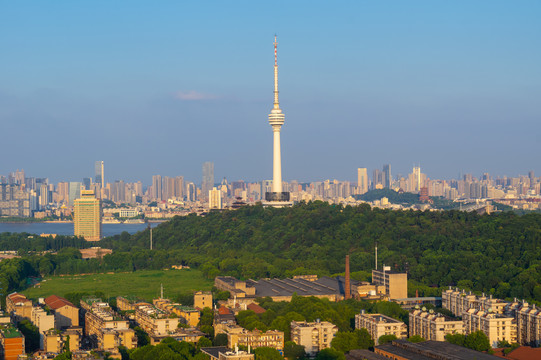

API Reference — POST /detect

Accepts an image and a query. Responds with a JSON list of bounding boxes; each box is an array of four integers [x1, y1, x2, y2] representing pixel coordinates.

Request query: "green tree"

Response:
[[315, 348, 345, 360], [444, 333, 465, 346], [213, 333, 229, 346], [464, 331, 491, 352], [378, 334, 397, 345], [253, 347, 284, 360], [197, 337, 213, 350], [408, 335, 426, 343], [283, 341, 306, 360]]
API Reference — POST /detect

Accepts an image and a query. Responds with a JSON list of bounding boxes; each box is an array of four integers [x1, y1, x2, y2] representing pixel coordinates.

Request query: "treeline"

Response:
[[237, 296, 408, 341], [2, 202, 541, 305], [98, 202, 541, 302], [0, 232, 89, 252]]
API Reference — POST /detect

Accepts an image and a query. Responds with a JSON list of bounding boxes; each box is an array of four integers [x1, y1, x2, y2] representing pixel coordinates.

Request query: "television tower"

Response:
[[265, 36, 290, 206], [269, 35, 285, 193]]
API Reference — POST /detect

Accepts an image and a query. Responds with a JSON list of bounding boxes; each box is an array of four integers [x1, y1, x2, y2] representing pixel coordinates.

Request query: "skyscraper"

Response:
[[73, 189, 101, 241], [383, 164, 392, 188], [94, 161, 104, 187], [202, 162, 214, 199], [357, 168, 368, 195], [265, 36, 290, 205], [68, 182, 82, 207], [152, 175, 162, 201]]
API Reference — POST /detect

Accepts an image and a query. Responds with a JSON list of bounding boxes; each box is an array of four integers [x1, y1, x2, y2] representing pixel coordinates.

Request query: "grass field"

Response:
[[23, 269, 213, 302]]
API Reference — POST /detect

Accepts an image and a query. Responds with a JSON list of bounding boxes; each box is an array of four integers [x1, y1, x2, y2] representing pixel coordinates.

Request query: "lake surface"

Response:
[[0, 222, 161, 237]]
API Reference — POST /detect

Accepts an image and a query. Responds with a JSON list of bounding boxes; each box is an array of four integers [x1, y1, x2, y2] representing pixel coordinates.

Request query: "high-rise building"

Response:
[[265, 36, 290, 205], [202, 162, 214, 200], [94, 161, 104, 187], [152, 175, 162, 201], [357, 168, 368, 194], [68, 182, 82, 207], [73, 189, 102, 241], [209, 187, 222, 210], [383, 164, 392, 188]]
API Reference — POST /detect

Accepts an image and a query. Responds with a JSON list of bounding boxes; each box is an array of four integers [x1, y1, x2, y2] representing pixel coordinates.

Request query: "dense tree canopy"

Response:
[[2, 202, 541, 305]]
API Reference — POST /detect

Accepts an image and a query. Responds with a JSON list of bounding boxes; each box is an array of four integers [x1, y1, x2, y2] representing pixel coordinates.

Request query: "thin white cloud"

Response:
[[175, 90, 218, 101]]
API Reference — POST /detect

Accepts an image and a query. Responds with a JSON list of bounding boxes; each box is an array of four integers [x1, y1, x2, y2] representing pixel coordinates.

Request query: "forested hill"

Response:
[[98, 202, 541, 302]]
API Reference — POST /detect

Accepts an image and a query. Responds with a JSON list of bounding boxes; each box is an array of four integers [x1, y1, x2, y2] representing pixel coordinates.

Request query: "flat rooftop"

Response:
[[247, 276, 362, 298]]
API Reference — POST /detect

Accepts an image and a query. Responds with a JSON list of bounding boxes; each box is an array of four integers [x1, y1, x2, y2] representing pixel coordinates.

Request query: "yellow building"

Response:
[[371, 268, 407, 300], [73, 189, 101, 241], [82, 299, 136, 352], [153, 298, 200, 327], [290, 320, 338, 356], [355, 310, 407, 345], [194, 291, 213, 310], [225, 325, 284, 352], [409, 308, 464, 341], [135, 304, 179, 336], [44, 328, 81, 354], [6, 293, 33, 321]]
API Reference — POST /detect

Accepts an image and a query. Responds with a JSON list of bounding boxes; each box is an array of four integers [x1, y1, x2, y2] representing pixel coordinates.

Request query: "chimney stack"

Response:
[[345, 254, 351, 300]]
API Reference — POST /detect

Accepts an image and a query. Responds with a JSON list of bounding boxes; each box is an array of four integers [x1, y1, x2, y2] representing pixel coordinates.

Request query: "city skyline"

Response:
[[1, 2, 540, 182]]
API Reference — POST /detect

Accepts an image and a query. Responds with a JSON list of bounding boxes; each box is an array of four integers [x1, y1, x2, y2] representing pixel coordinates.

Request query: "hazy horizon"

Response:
[[2, 1, 540, 184]]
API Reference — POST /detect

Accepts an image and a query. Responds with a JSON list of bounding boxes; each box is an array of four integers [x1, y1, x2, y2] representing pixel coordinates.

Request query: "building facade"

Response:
[[290, 320, 338, 356], [355, 311, 407, 345], [73, 189, 102, 241], [409, 308, 464, 341], [371, 268, 408, 300]]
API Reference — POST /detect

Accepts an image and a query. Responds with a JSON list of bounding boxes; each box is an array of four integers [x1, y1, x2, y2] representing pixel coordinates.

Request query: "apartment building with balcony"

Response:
[[290, 320, 338, 356], [355, 310, 407, 345], [462, 308, 517, 347], [409, 308, 464, 341]]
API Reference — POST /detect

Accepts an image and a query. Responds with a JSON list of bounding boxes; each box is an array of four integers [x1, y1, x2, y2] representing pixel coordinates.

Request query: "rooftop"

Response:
[[377, 340, 500, 360], [1, 327, 23, 339]]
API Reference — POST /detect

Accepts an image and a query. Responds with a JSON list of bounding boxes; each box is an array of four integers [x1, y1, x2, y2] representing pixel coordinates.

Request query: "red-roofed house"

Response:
[[246, 303, 266, 314], [493, 346, 541, 360], [218, 306, 232, 315], [44, 295, 79, 329], [6, 293, 33, 320]]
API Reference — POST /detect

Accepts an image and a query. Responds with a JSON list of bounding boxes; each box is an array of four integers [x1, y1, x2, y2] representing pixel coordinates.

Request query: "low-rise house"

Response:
[[6, 293, 33, 321], [44, 295, 80, 329]]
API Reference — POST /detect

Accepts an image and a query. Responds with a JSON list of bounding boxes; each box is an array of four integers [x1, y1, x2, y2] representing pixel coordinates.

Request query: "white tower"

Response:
[[268, 35, 285, 194]]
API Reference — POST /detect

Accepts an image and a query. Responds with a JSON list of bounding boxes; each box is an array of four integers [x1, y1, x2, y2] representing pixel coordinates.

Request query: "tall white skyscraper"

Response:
[[265, 36, 291, 205]]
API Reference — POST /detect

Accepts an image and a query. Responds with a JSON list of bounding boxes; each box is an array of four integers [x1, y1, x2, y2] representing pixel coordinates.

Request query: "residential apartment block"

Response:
[[81, 298, 136, 353], [462, 308, 517, 347], [225, 325, 284, 352], [290, 320, 338, 356], [135, 303, 179, 336], [194, 291, 213, 310], [44, 327, 82, 354], [355, 310, 407, 345], [409, 308, 463, 341]]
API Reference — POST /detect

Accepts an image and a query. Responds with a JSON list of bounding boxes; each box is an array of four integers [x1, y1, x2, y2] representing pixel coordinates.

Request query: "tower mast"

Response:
[[268, 35, 285, 194]]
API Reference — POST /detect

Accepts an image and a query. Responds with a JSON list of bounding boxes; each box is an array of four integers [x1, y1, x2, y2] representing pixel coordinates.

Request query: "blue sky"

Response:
[[1, 1, 540, 184]]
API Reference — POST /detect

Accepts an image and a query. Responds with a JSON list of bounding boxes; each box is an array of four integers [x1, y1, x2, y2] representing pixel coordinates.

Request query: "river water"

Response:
[[0, 222, 161, 237]]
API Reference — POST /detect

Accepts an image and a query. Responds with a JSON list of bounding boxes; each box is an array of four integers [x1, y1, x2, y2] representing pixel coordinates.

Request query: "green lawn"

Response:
[[23, 269, 213, 302]]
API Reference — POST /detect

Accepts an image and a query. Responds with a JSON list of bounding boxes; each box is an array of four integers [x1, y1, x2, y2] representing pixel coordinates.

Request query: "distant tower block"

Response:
[[264, 35, 291, 206]]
